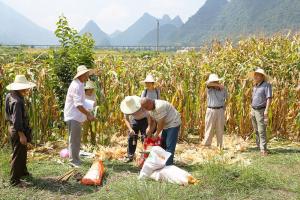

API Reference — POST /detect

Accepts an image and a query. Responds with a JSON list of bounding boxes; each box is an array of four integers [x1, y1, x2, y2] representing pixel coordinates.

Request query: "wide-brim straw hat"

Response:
[[85, 80, 96, 90], [248, 68, 270, 81], [6, 75, 36, 91], [120, 96, 141, 115], [74, 65, 91, 80], [141, 74, 156, 83], [206, 73, 223, 85]]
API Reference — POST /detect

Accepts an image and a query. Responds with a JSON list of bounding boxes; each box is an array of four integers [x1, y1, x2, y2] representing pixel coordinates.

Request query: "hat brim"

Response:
[[248, 72, 270, 81], [74, 69, 91, 80], [85, 86, 95, 90], [6, 82, 36, 91], [120, 97, 141, 115], [141, 80, 156, 83], [206, 78, 223, 85]]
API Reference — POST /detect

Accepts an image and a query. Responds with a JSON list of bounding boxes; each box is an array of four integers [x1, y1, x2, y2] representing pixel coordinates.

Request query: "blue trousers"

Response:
[[161, 126, 180, 166]]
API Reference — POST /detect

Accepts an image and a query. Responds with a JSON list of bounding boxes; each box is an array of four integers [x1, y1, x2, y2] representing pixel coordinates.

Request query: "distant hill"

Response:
[[110, 30, 122, 39], [111, 13, 157, 46], [211, 0, 300, 39], [111, 13, 183, 46], [0, 1, 57, 45], [168, 0, 300, 45], [168, 0, 228, 45], [139, 15, 184, 45], [170, 16, 184, 28], [79, 20, 111, 46]]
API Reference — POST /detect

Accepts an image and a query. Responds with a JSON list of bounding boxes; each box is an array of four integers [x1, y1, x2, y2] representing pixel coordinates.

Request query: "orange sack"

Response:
[[81, 160, 105, 186]]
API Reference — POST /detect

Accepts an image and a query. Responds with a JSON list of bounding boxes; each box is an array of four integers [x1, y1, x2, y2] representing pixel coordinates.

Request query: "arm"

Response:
[[74, 86, 95, 121], [146, 116, 156, 137], [265, 98, 272, 115], [157, 89, 161, 99], [264, 84, 272, 119], [124, 115, 134, 133], [154, 116, 166, 138], [18, 131, 27, 145], [207, 83, 224, 90], [12, 102, 27, 145], [77, 105, 95, 121]]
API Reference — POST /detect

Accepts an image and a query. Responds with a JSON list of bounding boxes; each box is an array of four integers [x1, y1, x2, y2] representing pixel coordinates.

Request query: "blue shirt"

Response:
[[207, 87, 228, 107], [251, 81, 272, 108]]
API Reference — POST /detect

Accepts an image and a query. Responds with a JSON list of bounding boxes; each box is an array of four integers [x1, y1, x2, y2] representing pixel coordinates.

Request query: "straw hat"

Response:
[[6, 75, 36, 91], [74, 65, 91, 80], [206, 74, 223, 84], [120, 96, 141, 115], [249, 68, 269, 81], [85, 80, 96, 90], [141, 74, 156, 83]]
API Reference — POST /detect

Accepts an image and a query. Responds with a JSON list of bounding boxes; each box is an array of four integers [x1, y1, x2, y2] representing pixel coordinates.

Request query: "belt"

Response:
[[208, 106, 224, 109], [252, 106, 266, 110]]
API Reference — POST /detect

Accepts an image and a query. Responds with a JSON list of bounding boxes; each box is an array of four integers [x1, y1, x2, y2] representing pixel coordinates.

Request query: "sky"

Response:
[[1, 0, 206, 34]]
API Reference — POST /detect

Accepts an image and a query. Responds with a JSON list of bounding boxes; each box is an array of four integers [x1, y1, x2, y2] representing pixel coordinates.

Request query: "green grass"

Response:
[[0, 146, 300, 200]]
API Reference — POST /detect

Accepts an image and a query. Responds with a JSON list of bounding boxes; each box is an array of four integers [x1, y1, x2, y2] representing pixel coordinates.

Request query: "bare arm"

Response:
[[265, 98, 272, 114], [77, 105, 95, 121], [154, 117, 166, 138], [124, 115, 133, 131], [18, 131, 27, 145], [207, 83, 224, 90]]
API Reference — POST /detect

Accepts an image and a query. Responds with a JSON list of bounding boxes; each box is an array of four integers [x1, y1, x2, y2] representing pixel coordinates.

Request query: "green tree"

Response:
[[49, 15, 95, 109]]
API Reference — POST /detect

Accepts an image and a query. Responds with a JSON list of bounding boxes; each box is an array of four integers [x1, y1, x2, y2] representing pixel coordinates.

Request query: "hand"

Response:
[[146, 127, 152, 138], [129, 129, 135, 136], [264, 111, 268, 124], [152, 132, 159, 139], [87, 113, 96, 121], [218, 84, 225, 90], [20, 134, 27, 145]]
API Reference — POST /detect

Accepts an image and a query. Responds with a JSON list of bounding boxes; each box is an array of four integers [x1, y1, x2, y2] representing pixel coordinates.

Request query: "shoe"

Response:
[[12, 180, 31, 188], [123, 156, 133, 163], [69, 162, 81, 168], [22, 172, 32, 177], [260, 151, 268, 156]]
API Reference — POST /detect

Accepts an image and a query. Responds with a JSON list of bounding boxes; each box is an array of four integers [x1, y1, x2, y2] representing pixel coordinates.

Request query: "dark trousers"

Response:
[[161, 126, 180, 166], [10, 131, 28, 185], [127, 118, 148, 158]]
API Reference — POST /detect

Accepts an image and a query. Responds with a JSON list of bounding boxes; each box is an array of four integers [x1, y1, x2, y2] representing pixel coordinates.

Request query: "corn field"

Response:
[[0, 34, 300, 146]]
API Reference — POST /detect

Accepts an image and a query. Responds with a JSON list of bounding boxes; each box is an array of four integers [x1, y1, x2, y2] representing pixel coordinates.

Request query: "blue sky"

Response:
[[1, 0, 206, 34]]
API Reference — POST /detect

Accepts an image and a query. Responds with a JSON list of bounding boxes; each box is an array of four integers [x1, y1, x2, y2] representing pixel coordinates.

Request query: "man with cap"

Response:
[[250, 68, 272, 156], [5, 75, 36, 186], [203, 73, 228, 149], [141, 98, 181, 166], [64, 65, 96, 167], [120, 96, 150, 162]]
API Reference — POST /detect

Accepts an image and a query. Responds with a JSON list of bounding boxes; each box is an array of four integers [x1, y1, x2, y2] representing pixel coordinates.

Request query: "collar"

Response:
[[256, 81, 265, 87], [75, 78, 84, 85]]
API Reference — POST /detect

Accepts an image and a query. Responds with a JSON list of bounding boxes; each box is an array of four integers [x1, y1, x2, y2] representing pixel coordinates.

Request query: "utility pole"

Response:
[[156, 19, 159, 52]]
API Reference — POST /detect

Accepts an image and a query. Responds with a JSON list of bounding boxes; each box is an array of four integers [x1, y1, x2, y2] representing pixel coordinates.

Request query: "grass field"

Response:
[[1, 139, 300, 200]]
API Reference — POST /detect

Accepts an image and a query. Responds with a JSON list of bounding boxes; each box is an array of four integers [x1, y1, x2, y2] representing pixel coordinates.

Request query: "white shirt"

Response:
[[64, 79, 87, 123], [149, 100, 181, 129]]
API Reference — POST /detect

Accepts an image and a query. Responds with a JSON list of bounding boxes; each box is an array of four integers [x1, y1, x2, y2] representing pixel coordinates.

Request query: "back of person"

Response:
[[141, 88, 160, 100], [150, 100, 181, 129]]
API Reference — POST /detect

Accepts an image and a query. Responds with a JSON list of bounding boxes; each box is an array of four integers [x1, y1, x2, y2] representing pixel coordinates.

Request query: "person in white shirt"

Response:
[[82, 80, 97, 144], [64, 65, 96, 167]]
